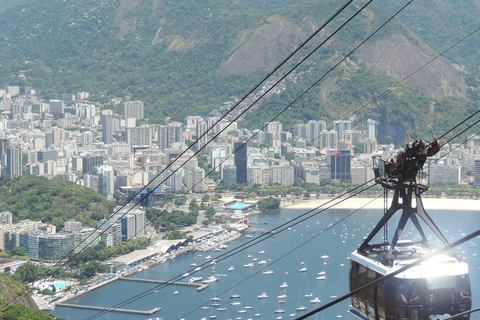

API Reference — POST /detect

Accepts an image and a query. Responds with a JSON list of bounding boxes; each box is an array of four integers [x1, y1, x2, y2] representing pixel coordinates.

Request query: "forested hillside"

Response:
[[0, 0, 479, 144], [0, 175, 116, 229]]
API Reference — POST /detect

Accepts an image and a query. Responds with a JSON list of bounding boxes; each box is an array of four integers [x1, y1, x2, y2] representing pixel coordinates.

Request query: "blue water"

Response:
[[53, 206, 480, 320]]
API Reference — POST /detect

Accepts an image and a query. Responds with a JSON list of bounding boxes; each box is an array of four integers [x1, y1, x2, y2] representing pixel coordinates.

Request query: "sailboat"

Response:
[[296, 295, 307, 311], [230, 283, 240, 299]]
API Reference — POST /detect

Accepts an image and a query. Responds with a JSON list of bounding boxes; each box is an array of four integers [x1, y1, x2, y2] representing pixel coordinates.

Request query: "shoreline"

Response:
[[284, 197, 480, 211]]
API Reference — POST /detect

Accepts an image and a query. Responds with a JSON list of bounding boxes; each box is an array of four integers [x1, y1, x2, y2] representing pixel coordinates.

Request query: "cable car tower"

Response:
[[349, 139, 471, 320], [358, 138, 448, 262]]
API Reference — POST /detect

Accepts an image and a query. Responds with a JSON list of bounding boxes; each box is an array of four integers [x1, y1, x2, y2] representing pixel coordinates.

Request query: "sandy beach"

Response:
[[285, 197, 480, 211]]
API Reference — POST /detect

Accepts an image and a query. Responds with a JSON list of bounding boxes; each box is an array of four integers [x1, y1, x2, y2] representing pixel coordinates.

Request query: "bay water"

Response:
[[53, 206, 480, 320]]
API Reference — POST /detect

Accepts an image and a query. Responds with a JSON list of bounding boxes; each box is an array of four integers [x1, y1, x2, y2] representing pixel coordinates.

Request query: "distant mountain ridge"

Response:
[[0, 0, 479, 144]]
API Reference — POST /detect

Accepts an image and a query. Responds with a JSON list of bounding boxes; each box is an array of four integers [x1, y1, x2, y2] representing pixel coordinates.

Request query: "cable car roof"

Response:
[[351, 246, 469, 279]]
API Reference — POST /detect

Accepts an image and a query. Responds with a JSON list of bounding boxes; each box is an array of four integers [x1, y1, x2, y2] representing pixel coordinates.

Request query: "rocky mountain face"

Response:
[[1, 0, 478, 143], [0, 276, 38, 310]]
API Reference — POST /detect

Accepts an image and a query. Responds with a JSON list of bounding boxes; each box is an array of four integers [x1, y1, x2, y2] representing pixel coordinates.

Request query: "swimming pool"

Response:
[[53, 282, 70, 290]]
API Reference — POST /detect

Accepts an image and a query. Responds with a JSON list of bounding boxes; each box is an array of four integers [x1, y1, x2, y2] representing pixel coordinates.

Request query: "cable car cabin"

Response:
[[349, 245, 471, 320]]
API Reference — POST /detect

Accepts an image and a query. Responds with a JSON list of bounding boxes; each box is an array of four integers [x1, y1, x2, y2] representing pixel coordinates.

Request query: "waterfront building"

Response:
[[38, 233, 75, 261]]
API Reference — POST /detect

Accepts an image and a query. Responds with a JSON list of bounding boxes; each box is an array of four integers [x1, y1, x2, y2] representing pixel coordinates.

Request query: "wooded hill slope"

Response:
[[1, 0, 479, 144]]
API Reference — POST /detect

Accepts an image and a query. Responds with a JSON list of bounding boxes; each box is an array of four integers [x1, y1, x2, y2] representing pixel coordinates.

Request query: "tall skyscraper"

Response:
[[234, 142, 247, 184], [102, 115, 114, 145], [7, 146, 22, 178]]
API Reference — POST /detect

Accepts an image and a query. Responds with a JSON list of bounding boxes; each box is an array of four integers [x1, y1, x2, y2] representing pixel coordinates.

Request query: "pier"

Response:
[[56, 303, 161, 315], [119, 277, 209, 291]]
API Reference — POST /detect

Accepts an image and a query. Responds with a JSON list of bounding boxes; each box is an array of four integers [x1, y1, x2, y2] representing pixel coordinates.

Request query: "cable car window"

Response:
[[426, 276, 455, 290]]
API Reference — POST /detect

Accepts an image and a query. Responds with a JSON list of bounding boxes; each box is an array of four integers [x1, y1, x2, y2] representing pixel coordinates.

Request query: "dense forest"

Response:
[[0, 0, 480, 144], [0, 175, 116, 229]]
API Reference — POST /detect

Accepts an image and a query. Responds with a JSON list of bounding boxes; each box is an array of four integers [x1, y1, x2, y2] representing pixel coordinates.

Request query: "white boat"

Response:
[[203, 276, 218, 283], [243, 262, 254, 268], [189, 276, 202, 283], [244, 305, 253, 309], [296, 306, 307, 311], [173, 291, 179, 295], [316, 275, 326, 280], [182, 272, 189, 277], [201, 306, 210, 310], [321, 255, 329, 259], [210, 296, 221, 301], [289, 313, 296, 317], [318, 271, 326, 275], [280, 282, 288, 289], [195, 267, 202, 271], [310, 297, 321, 304], [217, 307, 227, 311], [259, 250, 265, 254], [304, 293, 313, 298], [190, 262, 198, 267], [230, 293, 240, 299], [245, 235, 253, 238], [275, 309, 285, 313], [277, 294, 287, 299], [231, 301, 241, 306], [299, 267, 307, 272], [255, 313, 261, 317], [228, 266, 235, 271], [238, 309, 247, 314], [262, 270, 274, 275], [258, 260, 267, 265], [257, 292, 268, 299]]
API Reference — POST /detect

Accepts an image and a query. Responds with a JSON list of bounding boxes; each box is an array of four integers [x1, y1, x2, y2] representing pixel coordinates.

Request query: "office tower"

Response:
[[234, 142, 247, 184], [330, 149, 351, 183], [102, 115, 114, 144], [7, 146, 22, 178], [82, 155, 104, 175], [49, 100, 64, 116], [123, 100, 144, 120]]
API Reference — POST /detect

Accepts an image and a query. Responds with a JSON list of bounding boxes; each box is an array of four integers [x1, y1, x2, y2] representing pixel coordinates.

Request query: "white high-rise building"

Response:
[[308, 120, 327, 146], [367, 119, 376, 140]]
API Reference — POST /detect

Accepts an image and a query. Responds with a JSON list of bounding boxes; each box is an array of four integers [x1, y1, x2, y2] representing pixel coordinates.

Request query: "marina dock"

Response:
[[119, 277, 209, 291], [55, 302, 161, 315]]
